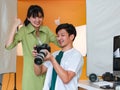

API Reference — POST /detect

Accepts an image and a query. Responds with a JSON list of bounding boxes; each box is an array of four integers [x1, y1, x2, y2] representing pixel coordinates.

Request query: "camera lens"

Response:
[[34, 51, 46, 65]]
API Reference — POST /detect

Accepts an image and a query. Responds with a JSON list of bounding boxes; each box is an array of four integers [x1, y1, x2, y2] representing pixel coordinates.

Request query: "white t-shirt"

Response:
[[43, 48, 83, 90]]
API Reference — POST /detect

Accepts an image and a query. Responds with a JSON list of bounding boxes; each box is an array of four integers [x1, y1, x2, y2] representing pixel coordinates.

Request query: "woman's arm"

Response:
[[5, 18, 22, 48]]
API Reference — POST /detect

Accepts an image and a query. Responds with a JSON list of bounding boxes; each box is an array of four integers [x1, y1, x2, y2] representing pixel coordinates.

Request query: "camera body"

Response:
[[34, 44, 51, 65], [102, 72, 115, 81]]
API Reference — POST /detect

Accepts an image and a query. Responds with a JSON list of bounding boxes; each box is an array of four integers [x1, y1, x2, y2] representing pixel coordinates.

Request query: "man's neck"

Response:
[[62, 45, 73, 52]]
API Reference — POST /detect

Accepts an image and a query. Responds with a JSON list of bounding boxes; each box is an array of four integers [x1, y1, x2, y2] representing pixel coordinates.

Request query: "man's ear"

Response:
[[70, 34, 75, 41]]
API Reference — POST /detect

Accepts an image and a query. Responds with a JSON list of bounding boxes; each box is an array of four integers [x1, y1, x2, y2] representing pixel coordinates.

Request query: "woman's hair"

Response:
[[56, 23, 77, 41], [24, 5, 44, 26]]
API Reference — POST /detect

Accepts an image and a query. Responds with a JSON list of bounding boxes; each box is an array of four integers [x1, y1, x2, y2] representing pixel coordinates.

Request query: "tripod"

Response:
[[14, 73, 17, 90], [0, 83, 2, 90], [0, 83, 1, 86], [0, 74, 3, 90]]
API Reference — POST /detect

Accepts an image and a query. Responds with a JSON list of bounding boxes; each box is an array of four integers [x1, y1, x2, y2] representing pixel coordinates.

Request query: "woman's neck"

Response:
[[35, 30, 39, 37]]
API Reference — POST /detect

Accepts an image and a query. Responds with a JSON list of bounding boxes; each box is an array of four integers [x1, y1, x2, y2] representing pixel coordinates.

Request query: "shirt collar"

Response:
[[62, 48, 74, 54], [26, 23, 46, 34]]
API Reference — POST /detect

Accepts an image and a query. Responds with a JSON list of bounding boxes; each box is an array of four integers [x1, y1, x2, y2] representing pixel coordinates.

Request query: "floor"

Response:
[[2, 74, 85, 90], [2, 56, 23, 90]]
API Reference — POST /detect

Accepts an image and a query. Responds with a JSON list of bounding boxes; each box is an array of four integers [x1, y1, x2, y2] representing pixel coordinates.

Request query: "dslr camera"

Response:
[[34, 43, 51, 65]]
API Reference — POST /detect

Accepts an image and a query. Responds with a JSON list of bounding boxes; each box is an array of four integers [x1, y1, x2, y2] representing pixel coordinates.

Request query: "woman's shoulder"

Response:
[[17, 25, 26, 33], [19, 24, 34, 33], [19, 25, 26, 31], [40, 25, 53, 34]]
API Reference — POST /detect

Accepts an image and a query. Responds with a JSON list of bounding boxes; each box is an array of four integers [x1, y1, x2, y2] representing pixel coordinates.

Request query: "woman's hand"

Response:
[[14, 18, 22, 28], [32, 49, 38, 57]]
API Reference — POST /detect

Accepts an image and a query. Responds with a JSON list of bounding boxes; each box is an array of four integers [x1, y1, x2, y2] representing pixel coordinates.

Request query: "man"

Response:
[[33, 23, 83, 90]]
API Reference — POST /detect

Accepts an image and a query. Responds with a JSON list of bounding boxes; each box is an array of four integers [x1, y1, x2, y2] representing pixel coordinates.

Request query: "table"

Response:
[[78, 80, 114, 90]]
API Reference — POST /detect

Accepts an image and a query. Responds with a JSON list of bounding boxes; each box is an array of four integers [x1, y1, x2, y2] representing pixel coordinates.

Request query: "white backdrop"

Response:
[[86, 0, 120, 76], [73, 25, 86, 56], [0, 0, 17, 74]]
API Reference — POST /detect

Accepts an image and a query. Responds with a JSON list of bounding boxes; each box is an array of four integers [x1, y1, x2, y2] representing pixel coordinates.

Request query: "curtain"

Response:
[[0, 0, 17, 74], [86, 0, 120, 76]]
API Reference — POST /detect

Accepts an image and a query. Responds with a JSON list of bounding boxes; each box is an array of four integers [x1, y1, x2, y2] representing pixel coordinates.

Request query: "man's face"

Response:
[[56, 29, 73, 48]]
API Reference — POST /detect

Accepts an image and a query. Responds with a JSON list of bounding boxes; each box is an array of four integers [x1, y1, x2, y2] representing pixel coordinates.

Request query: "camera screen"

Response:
[[113, 35, 120, 76], [113, 58, 120, 71]]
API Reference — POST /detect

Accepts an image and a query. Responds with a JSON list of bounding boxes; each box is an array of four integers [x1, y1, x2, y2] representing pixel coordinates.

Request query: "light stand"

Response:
[[0, 74, 3, 90], [14, 73, 17, 90], [0, 83, 1, 86]]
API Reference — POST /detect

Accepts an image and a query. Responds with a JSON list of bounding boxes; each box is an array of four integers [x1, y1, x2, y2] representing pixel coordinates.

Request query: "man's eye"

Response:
[[61, 35, 65, 36]]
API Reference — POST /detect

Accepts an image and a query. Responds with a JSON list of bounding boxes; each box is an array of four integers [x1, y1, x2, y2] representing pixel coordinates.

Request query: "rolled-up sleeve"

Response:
[[5, 28, 23, 50]]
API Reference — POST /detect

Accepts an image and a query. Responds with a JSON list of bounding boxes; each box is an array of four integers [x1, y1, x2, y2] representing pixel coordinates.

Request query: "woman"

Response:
[[5, 5, 59, 90]]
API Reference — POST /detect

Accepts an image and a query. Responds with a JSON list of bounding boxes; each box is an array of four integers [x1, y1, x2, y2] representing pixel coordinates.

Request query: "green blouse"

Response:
[[6, 23, 58, 90]]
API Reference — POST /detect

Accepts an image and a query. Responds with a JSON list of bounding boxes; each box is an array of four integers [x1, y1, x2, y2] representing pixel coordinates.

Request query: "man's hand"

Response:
[[44, 50, 54, 61]]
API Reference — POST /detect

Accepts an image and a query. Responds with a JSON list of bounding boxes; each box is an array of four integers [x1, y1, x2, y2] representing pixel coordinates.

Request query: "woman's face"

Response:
[[28, 13, 43, 30]]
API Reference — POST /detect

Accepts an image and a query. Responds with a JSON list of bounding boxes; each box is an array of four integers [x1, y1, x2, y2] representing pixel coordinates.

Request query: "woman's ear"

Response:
[[27, 17, 30, 21]]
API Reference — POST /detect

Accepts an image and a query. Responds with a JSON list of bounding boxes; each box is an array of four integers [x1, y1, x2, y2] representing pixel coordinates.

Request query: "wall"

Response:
[[17, 0, 87, 85], [17, 0, 86, 55], [17, 0, 87, 78], [18, 0, 86, 27], [17, 1, 86, 55], [2, 1, 87, 89]]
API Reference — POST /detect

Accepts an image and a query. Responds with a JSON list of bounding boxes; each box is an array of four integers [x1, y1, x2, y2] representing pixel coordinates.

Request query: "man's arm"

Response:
[[50, 56, 75, 84], [44, 51, 76, 84]]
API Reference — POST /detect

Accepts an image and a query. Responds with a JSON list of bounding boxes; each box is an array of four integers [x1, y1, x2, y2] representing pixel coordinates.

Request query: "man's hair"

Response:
[[56, 23, 77, 41]]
